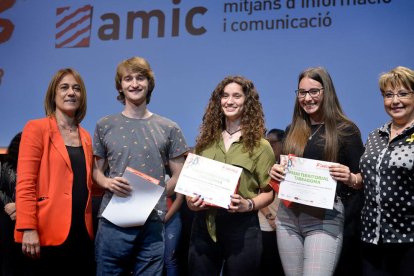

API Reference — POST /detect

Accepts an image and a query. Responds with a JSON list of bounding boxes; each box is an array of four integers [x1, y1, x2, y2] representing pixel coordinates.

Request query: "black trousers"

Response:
[[21, 226, 95, 276], [0, 210, 25, 276], [188, 210, 262, 276], [362, 241, 414, 276], [260, 230, 284, 275]]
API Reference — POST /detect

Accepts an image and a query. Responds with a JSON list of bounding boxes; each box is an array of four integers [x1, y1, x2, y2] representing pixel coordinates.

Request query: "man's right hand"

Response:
[[105, 177, 132, 197]]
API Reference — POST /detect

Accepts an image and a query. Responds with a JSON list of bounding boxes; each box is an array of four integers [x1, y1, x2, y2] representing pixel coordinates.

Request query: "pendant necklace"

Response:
[[225, 128, 241, 138], [59, 124, 76, 133], [308, 124, 323, 140]]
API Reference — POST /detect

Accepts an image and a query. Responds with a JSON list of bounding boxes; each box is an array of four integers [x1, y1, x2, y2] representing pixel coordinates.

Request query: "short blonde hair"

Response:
[[44, 68, 87, 123], [379, 66, 414, 93]]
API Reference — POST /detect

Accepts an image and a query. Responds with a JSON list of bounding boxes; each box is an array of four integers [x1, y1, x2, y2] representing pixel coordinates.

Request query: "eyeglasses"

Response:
[[382, 90, 414, 101], [295, 88, 323, 98]]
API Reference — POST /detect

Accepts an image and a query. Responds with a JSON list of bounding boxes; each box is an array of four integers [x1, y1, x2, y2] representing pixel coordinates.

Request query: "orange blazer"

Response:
[[15, 116, 94, 246]]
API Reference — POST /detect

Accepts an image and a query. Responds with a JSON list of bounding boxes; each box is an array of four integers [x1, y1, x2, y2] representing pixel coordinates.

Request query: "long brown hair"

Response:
[[283, 67, 358, 162], [195, 76, 266, 155]]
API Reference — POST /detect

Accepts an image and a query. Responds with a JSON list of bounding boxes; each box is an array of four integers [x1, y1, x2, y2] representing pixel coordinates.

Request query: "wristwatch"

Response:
[[265, 213, 273, 220]]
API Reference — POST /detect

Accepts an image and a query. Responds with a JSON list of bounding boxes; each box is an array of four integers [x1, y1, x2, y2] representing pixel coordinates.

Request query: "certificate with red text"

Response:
[[278, 155, 337, 209], [175, 153, 242, 209], [102, 167, 164, 227]]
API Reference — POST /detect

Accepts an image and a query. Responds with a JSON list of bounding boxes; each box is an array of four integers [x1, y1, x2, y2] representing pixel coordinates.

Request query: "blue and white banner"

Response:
[[1, 0, 413, 146]]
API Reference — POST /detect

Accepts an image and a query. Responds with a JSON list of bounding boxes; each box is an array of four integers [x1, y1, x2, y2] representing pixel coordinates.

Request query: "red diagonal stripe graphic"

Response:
[[56, 7, 70, 16], [74, 37, 90, 47], [56, 5, 91, 28], [55, 14, 91, 39], [55, 25, 90, 48]]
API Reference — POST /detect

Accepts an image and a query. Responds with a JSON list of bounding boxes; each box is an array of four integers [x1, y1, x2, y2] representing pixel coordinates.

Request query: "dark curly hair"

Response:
[[195, 76, 266, 155]]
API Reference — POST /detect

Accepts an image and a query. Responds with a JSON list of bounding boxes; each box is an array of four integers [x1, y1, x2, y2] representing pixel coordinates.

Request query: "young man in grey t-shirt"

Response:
[[93, 56, 188, 275]]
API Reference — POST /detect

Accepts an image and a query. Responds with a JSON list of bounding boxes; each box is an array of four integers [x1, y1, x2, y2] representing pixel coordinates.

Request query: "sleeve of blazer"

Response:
[[15, 120, 44, 231]]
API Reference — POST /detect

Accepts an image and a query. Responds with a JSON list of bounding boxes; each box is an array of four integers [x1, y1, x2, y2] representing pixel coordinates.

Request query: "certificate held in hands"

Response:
[[102, 167, 164, 227], [278, 155, 337, 209], [175, 153, 242, 209]]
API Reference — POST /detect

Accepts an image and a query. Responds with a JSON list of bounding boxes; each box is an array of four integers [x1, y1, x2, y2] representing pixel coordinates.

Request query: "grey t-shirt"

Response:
[[93, 113, 189, 221]]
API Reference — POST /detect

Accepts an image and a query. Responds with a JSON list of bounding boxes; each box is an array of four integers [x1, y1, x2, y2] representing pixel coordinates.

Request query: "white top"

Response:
[[258, 196, 280, 231]]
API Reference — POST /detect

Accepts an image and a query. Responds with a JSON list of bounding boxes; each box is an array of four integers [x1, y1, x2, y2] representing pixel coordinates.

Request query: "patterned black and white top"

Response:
[[360, 121, 414, 244]]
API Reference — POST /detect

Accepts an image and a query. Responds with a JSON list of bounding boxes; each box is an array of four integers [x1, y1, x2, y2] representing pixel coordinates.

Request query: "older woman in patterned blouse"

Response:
[[359, 66, 414, 276]]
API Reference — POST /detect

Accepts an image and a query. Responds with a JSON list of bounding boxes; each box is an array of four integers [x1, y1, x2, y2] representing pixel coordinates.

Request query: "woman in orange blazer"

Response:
[[15, 68, 95, 275]]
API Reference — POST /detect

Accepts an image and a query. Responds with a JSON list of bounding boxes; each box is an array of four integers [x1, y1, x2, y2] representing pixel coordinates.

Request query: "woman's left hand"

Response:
[[228, 194, 251, 213], [4, 202, 16, 221], [22, 230, 41, 259], [329, 163, 353, 186]]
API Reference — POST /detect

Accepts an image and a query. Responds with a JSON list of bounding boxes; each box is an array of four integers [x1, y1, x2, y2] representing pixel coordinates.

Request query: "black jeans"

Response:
[[260, 230, 284, 275], [188, 210, 262, 276]]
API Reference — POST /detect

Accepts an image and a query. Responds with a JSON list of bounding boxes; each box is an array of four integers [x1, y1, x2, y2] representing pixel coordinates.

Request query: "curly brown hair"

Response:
[[195, 76, 266, 155]]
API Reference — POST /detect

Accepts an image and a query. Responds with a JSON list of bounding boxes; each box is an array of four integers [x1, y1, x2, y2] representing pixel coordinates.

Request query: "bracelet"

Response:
[[247, 199, 255, 211], [351, 173, 359, 189]]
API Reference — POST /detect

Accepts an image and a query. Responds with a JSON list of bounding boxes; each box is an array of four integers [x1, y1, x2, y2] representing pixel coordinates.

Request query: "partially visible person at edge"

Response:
[[186, 76, 276, 275], [0, 132, 25, 276], [359, 66, 414, 276], [163, 172, 184, 276], [258, 128, 285, 276], [15, 68, 96, 275], [92, 56, 188, 275], [269, 67, 364, 276]]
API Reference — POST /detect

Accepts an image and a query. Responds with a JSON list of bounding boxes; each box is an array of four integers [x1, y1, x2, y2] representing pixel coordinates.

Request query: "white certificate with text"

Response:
[[174, 153, 242, 209], [278, 155, 337, 209], [102, 167, 164, 227]]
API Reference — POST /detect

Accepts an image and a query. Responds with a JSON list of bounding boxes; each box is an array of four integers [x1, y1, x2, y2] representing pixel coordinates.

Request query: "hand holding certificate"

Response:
[[102, 167, 164, 227], [174, 153, 242, 209], [277, 155, 337, 209]]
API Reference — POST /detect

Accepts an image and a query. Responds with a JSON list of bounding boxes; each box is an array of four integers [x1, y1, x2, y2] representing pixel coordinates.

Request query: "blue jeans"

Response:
[[164, 212, 182, 276], [95, 218, 164, 276]]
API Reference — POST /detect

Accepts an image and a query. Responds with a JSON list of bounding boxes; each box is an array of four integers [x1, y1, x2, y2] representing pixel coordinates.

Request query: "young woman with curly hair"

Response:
[[187, 76, 276, 275]]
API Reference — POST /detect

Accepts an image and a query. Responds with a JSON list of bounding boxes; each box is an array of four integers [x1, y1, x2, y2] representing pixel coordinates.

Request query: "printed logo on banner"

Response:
[[55, 5, 93, 48], [0, 0, 16, 44]]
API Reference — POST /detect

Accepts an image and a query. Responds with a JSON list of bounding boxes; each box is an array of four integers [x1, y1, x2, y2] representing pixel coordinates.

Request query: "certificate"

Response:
[[175, 153, 242, 209], [278, 155, 337, 209], [102, 167, 164, 227]]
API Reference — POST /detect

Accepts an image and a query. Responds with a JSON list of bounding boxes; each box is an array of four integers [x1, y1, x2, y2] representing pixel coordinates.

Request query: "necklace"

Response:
[[225, 128, 241, 138], [308, 124, 323, 140], [391, 119, 414, 137], [58, 124, 77, 133]]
